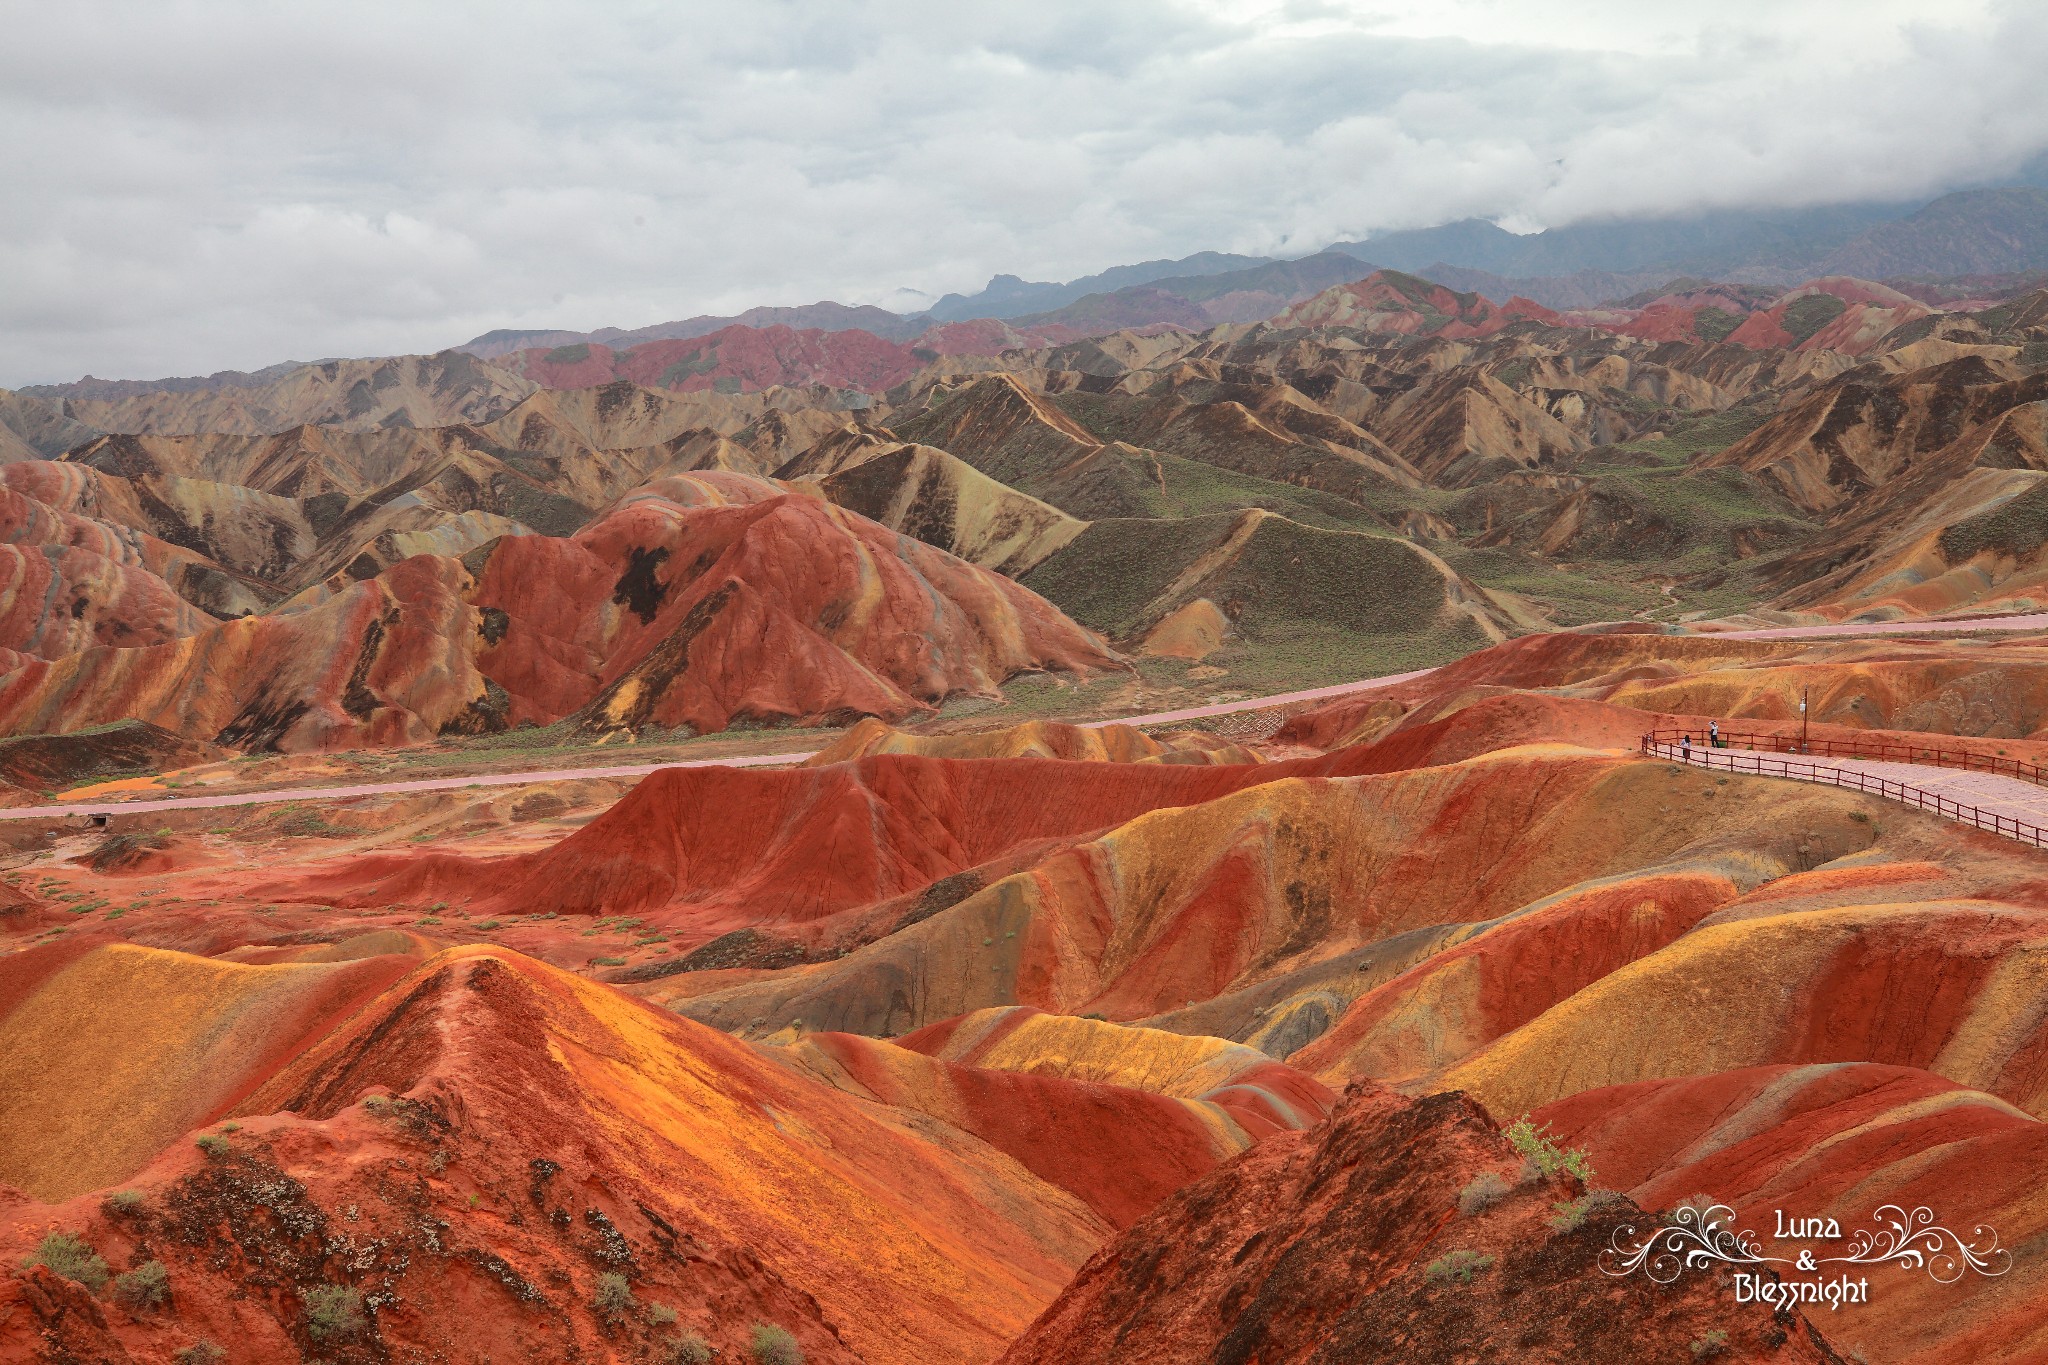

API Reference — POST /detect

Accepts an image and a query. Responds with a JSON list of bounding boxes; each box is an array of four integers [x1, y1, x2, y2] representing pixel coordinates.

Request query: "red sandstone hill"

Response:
[[0, 483, 1117, 750], [11, 623, 2048, 1361], [998, 1080, 1843, 1365], [500, 325, 927, 395], [1538, 1064, 2047, 1364], [0, 946, 1103, 1364], [0, 943, 1339, 1365]]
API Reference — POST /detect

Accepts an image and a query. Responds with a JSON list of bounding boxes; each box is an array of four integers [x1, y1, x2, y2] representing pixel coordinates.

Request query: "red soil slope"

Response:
[[998, 1080, 1843, 1365], [503, 325, 924, 394], [1538, 1064, 2047, 1365], [472, 486, 1116, 736], [668, 745, 1885, 1038], [294, 751, 1314, 932], [780, 1027, 1266, 1228], [0, 947, 1108, 1365], [0, 484, 1115, 750]]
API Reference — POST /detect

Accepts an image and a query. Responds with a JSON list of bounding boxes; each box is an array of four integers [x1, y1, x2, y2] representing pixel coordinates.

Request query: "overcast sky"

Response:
[[3, 0, 2044, 385]]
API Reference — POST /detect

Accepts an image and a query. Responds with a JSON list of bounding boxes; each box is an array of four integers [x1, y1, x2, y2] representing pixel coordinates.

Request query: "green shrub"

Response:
[[594, 1271, 634, 1318], [113, 1260, 170, 1310], [1549, 1196, 1592, 1232], [670, 1329, 715, 1365], [649, 1303, 678, 1327], [103, 1189, 145, 1216], [752, 1321, 805, 1365], [591, 956, 627, 967], [1423, 1250, 1494, 1285], [1692, 1329, 1730, 1360], [174, 1343, 226, 1365], [1457, 1171, 1511, 1215], [23, 1231, 109, 1291], [194, 1134, 229, 1159], [1502, 1116, 1594, 1185], [304, 1283, 366, 1340]]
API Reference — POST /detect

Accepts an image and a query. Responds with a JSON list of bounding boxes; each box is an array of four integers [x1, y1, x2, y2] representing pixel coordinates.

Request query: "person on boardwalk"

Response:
[[1709, 720, 1720, 748], [1681, 734, 1692, 757]]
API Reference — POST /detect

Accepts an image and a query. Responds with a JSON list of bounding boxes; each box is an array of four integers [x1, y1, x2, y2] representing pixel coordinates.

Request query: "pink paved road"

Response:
[[11, 612, 2044, 824], [1660, 743, 2048, 845]]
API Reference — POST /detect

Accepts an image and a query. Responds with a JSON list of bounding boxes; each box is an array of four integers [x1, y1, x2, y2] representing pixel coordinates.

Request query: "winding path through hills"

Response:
[[1657, 742, 2048, 846], [7, 612, 2045, 824]]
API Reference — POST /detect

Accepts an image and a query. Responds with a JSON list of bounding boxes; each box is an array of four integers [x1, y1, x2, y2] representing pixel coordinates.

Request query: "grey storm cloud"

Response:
[[2, 0, 2043, 384]]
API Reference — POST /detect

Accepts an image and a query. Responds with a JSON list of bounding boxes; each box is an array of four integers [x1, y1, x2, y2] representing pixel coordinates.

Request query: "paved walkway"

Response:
[[1714, 611, 2048, 640], [1667, 743, 2048, 843], [10, 612, 2045, 825], [0, 752, 809, 823]]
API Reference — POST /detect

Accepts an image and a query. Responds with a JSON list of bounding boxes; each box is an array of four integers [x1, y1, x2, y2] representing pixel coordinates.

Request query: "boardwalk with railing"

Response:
[[1640, 732, 2048, 849]]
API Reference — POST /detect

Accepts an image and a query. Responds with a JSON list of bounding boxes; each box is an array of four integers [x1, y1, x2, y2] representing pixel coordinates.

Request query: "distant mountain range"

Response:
[[437, 188, 2048, 363], [22, 188, 2048, 397]]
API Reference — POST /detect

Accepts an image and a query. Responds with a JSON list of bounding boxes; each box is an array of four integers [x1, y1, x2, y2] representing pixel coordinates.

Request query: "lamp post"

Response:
[[1800, 688, 1809, 754]]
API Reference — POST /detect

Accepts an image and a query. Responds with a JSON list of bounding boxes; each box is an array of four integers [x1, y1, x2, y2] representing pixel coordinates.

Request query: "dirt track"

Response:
[[12, 613, 2045, 823]]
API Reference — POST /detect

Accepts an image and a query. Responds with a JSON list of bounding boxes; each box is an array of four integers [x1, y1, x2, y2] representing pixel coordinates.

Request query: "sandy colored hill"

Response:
[[805, 716, 1259, 766], [1280, 628, 2048, 744], [56, 352, 537, 436], [1272, 269, 1561, 336], [777, 427, 1086, 574], [0, 940, 420, 1200]]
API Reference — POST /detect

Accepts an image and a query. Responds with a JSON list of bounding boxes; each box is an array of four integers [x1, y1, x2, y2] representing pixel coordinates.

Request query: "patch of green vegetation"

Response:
[[304, 1283, 366, 1340], [103, 1189, 145, 1215], [1023, 511, 1483, 653], [751, 1322, 805, 1365], [544, 343, 592, 364], [1782, 292, 1848, 343], [658, 349, 717, 386], [174, 1343, 226, 1365], [593, 1272, 634, 1319], [1692, 1329, 1730, 1360], [1692, 307, 1742, 343], [1504, 1116, 1595, 1184], [669, 1329, 715, 1365], [277, 809, 350, 839], [194, 1134, 229, 1158], [1938, 479, 2048, 564], [1423, 1249, 1494, 1285], [22, 1232, 109, 1291], [591, 956, 627, 967], [1549, 1196, 1593, 1232], [1457, 1172, 1512, 1215], [113, 1260, 170, 1311]]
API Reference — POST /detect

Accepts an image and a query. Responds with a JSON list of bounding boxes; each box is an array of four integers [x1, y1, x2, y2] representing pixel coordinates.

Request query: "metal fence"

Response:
[[1639, 735, 2048, 850], [1641, 728, 2048, 790]]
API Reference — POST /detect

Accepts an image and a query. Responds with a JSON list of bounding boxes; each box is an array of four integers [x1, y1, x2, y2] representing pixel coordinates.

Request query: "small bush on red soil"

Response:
[[752, 1322, 805, 1365], [23, 1232, 108, 1291], [113, 1261, 169, 1311]]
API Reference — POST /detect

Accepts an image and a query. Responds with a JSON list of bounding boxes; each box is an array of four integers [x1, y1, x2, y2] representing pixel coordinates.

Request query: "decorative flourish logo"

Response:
[[1599, 1203, 2009, 1311]]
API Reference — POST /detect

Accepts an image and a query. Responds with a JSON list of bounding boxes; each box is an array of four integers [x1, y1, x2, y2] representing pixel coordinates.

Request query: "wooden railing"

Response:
[[1639, 735, 2048, 850], [1641, 728, 2048, 791]]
